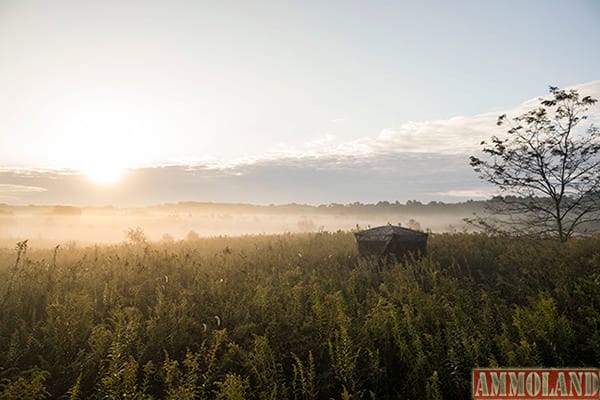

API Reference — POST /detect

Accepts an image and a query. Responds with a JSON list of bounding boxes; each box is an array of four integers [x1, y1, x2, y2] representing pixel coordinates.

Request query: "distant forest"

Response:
[[0, 199, 488, 216]]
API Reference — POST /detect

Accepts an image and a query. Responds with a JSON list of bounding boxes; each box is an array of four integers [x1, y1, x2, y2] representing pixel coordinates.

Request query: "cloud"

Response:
[[0, 81, 597, 206], [0, 184, 48, 193], [0, 154, 486, 205], [429, 189, 497, 199], [208, 80, 600, 168], [0, 183, 48, 204], [190, 80, 599, 204], [301, 80, 600, 158], [369, 114, 496, 155]]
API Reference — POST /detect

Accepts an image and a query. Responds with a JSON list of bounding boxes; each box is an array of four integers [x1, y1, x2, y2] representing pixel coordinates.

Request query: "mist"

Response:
[[0, 201, 481, 247]]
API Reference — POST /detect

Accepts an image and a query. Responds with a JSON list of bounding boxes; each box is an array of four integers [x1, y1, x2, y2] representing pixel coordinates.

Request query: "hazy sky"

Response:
[[1, 0, 599, 205]]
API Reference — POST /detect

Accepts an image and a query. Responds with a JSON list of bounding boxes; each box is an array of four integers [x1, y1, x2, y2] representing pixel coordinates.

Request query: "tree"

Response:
[[469, 86, 600, 241]]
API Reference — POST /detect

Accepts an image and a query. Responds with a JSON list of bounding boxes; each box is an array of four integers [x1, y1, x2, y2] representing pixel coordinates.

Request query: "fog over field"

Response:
[[0, 202, 482, 246]]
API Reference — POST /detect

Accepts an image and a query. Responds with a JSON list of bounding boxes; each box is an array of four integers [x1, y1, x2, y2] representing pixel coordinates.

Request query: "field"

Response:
[[0, 202, 481, 246], [1, 232, 599, 399]]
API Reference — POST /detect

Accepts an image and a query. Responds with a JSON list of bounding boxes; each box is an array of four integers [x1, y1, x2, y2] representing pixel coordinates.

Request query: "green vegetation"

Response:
[[1, 232, 599, 399]]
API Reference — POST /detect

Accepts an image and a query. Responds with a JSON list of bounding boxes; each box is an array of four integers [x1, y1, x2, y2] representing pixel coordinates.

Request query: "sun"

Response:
[[72, 141, 131, 186], [83, 166, 126, 185]]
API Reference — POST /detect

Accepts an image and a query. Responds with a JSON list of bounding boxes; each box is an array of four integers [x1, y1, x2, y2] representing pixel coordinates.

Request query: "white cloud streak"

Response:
[[139, 81, 600, 172], [429, 189, 497, 199], [235, 80, 600, 164], [339, 80, 600, 158], [0, 184, 48, 193]]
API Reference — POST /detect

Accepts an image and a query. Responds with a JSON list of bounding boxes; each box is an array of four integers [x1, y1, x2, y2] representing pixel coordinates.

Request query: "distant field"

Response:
[[0, 232, 598, 399], [0, 201, 481, 246]]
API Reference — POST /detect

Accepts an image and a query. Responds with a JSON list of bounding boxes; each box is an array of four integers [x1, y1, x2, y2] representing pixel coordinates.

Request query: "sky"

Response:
[[1, 0, 599, 206]]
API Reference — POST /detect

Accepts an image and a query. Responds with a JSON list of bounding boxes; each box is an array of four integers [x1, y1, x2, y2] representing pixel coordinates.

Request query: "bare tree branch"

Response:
[[469, 86, 600, 241]]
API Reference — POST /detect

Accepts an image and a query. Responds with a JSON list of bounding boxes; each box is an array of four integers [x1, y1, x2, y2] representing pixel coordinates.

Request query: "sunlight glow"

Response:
[[83, 166, 126, 185]]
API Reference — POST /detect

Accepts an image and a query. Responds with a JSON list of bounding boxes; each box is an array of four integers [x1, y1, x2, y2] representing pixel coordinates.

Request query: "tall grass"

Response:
[[0, 232, 598, 399]]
